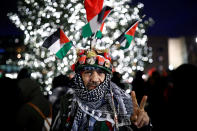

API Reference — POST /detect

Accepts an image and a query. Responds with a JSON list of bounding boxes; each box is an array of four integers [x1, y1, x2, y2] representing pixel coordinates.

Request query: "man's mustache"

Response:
[[87, 81, 100, 87]]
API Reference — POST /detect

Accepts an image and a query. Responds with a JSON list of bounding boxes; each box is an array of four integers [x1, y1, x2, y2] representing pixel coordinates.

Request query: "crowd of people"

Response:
[[1, 62, 197, 131]]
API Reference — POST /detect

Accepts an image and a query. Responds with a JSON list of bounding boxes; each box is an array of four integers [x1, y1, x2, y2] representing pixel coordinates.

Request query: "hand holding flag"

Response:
[[42, 28, 72, 59]]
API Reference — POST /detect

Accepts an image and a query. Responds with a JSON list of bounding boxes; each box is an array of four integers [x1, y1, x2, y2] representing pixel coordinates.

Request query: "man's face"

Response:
[[81, 69, 106, 90]]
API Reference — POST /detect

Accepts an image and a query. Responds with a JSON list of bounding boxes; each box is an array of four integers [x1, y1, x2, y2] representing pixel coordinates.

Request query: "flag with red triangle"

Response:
[[42, 28, 72, 59], [82, 5, 113, 38], [116, 20, 139, 49]]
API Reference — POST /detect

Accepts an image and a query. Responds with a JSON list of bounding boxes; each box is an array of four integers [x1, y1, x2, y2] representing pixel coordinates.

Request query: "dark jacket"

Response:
[[16, 78, 51, 131]]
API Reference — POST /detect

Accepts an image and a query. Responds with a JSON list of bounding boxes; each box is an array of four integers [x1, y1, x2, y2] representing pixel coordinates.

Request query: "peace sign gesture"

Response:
[[130, 91, 150, 128]]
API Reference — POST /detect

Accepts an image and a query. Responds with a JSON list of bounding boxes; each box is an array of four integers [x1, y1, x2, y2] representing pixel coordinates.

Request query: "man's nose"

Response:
[[90, 71, 100, 82]]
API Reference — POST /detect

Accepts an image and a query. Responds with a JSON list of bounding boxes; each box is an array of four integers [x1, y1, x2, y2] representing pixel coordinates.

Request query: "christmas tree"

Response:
[[8, 0, 153, 93]]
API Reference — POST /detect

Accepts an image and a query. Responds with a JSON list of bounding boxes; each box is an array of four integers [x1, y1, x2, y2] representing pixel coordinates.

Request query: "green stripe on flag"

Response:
[[56, 42, 72, 59], [120, 34, 133, 50], [96, 30, 102, 39], [82, 23, 93, 38]]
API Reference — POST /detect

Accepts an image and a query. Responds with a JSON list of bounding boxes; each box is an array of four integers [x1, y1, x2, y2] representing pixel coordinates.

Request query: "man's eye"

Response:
[[84, 71, 92, 74]]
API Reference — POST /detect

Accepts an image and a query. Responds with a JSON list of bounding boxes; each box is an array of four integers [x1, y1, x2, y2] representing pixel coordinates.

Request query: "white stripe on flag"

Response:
[[89, 15, 101, 33], [48, 39, 61, 54], [121, 39, 127, 48]]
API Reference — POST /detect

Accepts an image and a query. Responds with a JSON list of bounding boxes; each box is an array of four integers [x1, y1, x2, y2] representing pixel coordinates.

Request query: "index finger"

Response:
[[139, 95, 148, 110], [131, 91, 139, 108]]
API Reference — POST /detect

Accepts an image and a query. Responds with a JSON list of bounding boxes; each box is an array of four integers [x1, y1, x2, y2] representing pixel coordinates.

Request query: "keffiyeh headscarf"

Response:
[[71, 72, 133, 130]]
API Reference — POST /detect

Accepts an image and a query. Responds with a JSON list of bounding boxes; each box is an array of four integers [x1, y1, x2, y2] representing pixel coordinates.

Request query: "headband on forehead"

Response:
[[71, 48, 112, 74]]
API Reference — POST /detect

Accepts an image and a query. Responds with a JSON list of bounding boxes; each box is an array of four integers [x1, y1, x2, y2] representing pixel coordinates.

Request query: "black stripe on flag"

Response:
[[97, 6, 113, 23], [116, 33, 126, 43], [115, 20, 139, 43], [125, 20, 139, 33], [42, 28, 60, 48]]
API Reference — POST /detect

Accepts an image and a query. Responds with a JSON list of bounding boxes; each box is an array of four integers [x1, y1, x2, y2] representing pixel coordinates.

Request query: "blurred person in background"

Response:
[[49, 74, 72, 122], [166, 64, 197, 130], [16, 68, 52, 131], [17, 67, 31, 80], [111, 71, 125, 90], [146, 70, 168, 131]]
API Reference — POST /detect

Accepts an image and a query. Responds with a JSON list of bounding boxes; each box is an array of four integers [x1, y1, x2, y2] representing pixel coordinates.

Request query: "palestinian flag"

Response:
[[95, 6, 114, 38], [82, 6, 113, 38], [42, 28, 72, 59], [116, 20, 139, 50]]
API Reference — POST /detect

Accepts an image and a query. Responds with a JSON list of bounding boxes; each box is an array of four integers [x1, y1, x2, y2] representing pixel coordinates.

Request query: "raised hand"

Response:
[[130, 91, 149, 128]]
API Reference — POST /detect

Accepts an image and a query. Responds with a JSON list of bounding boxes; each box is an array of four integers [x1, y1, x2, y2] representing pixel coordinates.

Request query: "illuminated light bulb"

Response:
[[17, 54, 21, 59], [128, 77, 133, 83]]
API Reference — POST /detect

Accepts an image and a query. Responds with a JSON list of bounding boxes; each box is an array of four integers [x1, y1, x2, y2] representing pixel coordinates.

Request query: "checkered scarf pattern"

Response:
[[73, 72, 111, 102]]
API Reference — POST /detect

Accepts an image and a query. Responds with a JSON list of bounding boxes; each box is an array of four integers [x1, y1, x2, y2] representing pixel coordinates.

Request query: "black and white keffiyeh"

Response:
[[73, 72, 111, 102]]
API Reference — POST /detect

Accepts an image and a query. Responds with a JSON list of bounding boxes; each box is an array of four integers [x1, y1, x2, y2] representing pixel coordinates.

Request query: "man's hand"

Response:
[[130, 91, 150, 128]]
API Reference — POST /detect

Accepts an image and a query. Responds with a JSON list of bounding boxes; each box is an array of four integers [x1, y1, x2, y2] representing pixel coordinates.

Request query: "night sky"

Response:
[[0, 0, 22, 36], [134, 0, 197, 37], [0, 0, 197, 37]]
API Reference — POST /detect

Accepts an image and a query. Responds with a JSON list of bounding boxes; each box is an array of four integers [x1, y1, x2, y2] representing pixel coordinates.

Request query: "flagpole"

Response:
[[90, 37, 92, 50], [71, 41, 77, 49], [90, 33, 97, 50]]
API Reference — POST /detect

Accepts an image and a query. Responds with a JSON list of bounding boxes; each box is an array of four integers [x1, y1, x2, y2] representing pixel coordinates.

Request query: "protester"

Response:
[[49, 74, 72, 124], [17, 67, 31, 80], [111, 71, 125, 90], [49, 74, 70, 105], [51, 49, 152, 131], [16, 70, 52, 131], [145, 70, 167, 131], [166, 64, 197, 130]]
